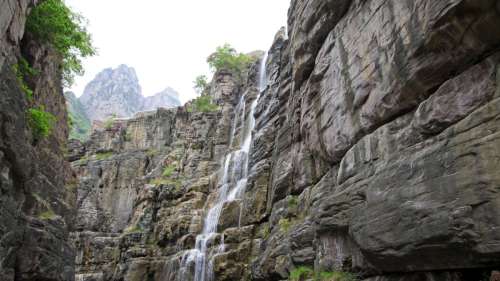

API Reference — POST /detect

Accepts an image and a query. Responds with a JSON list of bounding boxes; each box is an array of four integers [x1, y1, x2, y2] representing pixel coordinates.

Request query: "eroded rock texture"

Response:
[[0, 1, 75, 281], [70, 0, 500, 281]]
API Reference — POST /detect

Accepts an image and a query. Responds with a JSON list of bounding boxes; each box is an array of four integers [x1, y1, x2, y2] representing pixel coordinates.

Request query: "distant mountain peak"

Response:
[[76, 65, 181, 122], [141, 88, 181, 112]]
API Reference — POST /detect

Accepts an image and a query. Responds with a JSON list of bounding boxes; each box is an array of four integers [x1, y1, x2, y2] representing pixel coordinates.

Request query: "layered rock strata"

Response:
[[70, 0, 500, 281]]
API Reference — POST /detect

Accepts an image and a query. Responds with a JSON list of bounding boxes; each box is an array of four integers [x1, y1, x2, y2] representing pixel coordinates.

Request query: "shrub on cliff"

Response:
[[28, 107, 56, 141], [188, 95, 219, 113], [207, 44, 252, 75], [25, 0, 96, 87], [12, 57, 37, 99], [193, 75, 209, 95]]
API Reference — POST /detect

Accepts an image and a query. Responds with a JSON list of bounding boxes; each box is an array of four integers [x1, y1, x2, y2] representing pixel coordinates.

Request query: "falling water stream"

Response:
[[178, 53, 268, 281]]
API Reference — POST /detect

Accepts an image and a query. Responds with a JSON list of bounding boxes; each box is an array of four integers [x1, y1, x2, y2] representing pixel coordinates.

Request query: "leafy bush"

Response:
[[12, 57, 37, 99], [290, 267, 359, 281], [27, 107, 56, 140], [68, 110, 91, 141], [193, 75, 209, 95], [103, 115, 116, 129], [279, 218, 292, 232], [288, 196, 299, 208], [290, 266, 314, 281], [146, 149, 158, 158], [95, 152, 113, 161], [162, 163, 177, 178], [149, 178, 182, 189], [124, 225, 142, 234], [38, 209, 56, 220], [188, 95, 219, 113], [26, 0, 96, 86], [207, 43, 252, 75]]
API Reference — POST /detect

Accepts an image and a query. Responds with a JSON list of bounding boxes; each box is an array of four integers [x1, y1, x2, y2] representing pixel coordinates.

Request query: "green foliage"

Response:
[[103, 115, 116, 129], [68, 109, 91, 141], [146, 149, 158, 158], [124, 225, 142, 234], [124, 131, 132, 142], [193, 75, 209, 95], [95, 152, 113, 161], [261, 225, 271, 239], [65, 92, 91, 141], [290, 266, 314, 281], [288, 196, 299, 208], [73, 154, 89, 165], [188, 95, 219, 113], [12, 57, 37, 99], [149, 178, 182, 189], [207, 43, 252, 75], [289, 267, 359, 281], [38, 209, 56, 220], [279, 218, 292, 233], [27, 107, 56, 140], [162, 163, 177, 178], [26, 0, 96, 87]]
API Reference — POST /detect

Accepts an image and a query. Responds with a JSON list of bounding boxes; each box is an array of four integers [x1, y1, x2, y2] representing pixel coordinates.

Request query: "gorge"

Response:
[[2, 0, 500, 281]]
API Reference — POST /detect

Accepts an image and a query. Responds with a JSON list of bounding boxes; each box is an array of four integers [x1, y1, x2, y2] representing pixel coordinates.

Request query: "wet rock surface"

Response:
[[67, 0, 500, 280]]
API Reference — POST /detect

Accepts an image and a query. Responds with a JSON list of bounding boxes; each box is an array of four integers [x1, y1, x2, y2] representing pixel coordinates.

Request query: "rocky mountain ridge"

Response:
[[79, 64, 181, 122], [67, 65, 181, 140]]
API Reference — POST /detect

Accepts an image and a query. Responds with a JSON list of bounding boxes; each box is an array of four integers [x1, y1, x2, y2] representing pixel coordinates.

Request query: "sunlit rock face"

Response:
[[79, 65, 181, 122], [69, 0, 500, 281]]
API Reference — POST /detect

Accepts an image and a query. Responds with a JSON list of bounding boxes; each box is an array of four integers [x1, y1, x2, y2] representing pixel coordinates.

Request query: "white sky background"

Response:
[[65, 0, 290, 104]]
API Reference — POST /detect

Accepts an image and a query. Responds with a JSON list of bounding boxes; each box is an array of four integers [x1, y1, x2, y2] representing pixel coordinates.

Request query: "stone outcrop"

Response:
[[69, 0, 500, 281], [0, 1, 75, 281], [79, 65, 181, 122]]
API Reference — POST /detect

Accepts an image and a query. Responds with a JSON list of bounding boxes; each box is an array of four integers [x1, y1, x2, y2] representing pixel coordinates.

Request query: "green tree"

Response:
[[193, 75, 209, 95], [25, 0, 96, 87], [187, 95, 219, 113], [207, 43, 252, 75], [27, 107, 56, 141]]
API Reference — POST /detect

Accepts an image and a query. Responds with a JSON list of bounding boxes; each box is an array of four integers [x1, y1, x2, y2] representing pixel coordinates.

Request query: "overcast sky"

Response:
[[65, 0, 290, 104]]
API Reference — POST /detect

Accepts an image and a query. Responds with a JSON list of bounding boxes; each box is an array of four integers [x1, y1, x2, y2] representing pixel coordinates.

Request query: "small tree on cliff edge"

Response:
[[193, 75, 209, 95], [207, 43, 252, 76], [25, 0, 96, 87], [20, 0, 96, 141]]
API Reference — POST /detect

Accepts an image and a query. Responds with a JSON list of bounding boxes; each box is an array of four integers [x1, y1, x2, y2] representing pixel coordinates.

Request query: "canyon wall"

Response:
[[0, 1, 75, 280], [70, 0, 500, 281]]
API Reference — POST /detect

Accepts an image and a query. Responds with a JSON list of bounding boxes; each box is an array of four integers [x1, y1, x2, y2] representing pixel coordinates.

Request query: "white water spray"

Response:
[[178, 53, 268, 281]]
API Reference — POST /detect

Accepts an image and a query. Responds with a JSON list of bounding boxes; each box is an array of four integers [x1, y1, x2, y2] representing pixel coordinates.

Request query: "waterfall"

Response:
[[178, 53, 268, 281]]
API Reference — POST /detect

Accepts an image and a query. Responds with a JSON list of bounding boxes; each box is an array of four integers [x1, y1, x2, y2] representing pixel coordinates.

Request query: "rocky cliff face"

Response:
[[0, 1, 75, 281], [79, 65, 181, 122], [70, 1, 500, 281]]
